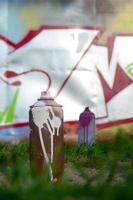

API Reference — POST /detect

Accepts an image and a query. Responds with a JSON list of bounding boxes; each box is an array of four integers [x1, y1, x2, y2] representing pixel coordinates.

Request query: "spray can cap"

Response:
[[40, 91, 54, 100]]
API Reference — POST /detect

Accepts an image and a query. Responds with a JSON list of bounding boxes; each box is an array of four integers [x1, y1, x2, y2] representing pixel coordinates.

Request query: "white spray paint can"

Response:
[[29, 91, 64, 182]]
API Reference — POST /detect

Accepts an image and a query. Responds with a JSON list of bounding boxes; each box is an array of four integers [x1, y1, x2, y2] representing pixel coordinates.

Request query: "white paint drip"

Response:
[[38, 127, 53, 181], [45, 107, 61, 163]]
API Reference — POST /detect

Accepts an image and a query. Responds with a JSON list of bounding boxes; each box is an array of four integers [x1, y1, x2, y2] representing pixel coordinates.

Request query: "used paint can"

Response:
[[78, 107, 96, 145], [29, 91, 64, 182]]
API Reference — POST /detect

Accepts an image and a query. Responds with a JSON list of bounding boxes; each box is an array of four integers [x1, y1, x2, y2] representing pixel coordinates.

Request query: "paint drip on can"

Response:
[[78, 107, 96, 145]]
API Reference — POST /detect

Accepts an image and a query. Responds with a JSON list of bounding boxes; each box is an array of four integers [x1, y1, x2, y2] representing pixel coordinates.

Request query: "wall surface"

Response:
[[0, 0, 133, 138]]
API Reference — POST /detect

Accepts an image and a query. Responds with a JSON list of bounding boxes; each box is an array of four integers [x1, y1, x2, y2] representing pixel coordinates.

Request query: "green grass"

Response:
[[0, 129, 133, 199]]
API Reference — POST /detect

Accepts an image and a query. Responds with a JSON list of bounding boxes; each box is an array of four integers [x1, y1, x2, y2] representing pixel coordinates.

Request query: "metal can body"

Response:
[[29, 92, 64, 181], [78, 107, 96, 145]]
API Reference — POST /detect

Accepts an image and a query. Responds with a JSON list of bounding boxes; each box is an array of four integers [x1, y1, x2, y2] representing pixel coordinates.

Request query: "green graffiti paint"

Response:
[[126, 63, 133, 77], [0, 107, 8, 123], [5, 88, 19, 123]]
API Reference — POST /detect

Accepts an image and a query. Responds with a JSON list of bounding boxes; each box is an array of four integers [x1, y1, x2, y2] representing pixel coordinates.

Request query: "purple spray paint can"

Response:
[[78, 107, 96, 145], [29, 91, 64, 182]]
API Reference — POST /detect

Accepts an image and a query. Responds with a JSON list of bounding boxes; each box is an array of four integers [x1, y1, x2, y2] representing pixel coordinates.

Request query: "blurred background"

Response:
[[0, 0, 133, 140], [0, 0, 133, 43]]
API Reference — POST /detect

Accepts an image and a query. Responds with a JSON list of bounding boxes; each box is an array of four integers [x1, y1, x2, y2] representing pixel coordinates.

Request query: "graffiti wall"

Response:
[[0, 0, 133, 138]]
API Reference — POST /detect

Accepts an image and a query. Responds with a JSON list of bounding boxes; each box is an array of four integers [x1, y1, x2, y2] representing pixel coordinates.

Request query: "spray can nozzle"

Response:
[[40, 91, 53, 100]]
